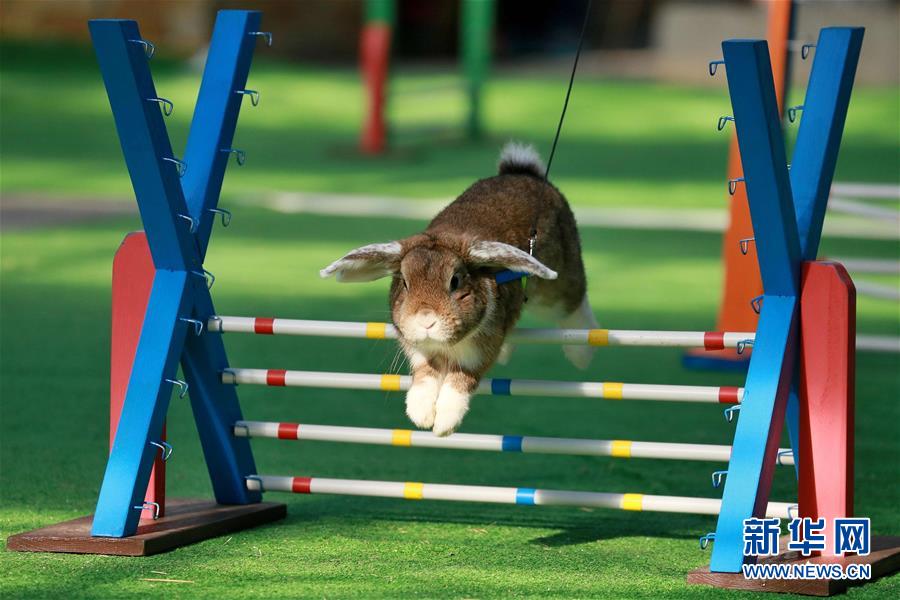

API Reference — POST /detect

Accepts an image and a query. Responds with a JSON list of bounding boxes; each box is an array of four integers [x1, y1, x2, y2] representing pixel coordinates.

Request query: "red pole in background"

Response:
[[686, 0, 795, 370], [111, 232, 165, 519], [359, 0, 395, 155]]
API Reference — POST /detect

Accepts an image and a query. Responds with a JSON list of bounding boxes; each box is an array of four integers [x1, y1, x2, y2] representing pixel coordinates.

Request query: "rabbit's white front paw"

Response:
[[432, 385, 471, 437], [497, 343, 514, 365], [405, 378, 440, 429], [563, 344, 595, 370]]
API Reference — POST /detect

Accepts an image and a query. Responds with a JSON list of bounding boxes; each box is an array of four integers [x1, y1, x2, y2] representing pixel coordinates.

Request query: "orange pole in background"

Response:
[[687, 0, 795, 370]]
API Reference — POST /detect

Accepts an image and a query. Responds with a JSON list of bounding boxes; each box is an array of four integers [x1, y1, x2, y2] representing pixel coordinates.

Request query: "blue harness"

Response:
[[494, 270, 529, 284]]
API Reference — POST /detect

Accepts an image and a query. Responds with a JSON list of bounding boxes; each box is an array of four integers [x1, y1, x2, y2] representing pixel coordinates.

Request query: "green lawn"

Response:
[[1, 42, 898, 599], [1, 40, 897, 206], [2, 210, 898, 599]]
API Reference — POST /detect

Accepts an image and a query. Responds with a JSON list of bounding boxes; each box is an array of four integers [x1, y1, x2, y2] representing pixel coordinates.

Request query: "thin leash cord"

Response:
[[520, 0, 592, 302], [543, 0, 593, 181]]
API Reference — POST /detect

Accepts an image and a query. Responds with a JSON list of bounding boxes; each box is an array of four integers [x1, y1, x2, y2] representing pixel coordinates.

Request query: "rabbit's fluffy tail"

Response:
[[497, 142, 544, 178]]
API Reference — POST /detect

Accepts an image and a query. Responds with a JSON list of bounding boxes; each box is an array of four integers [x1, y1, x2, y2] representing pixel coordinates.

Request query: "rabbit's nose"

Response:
[[416, 311, 438, 330]]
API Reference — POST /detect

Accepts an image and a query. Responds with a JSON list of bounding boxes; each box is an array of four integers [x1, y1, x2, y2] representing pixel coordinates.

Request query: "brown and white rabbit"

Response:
[[321, 142, 597, 436]]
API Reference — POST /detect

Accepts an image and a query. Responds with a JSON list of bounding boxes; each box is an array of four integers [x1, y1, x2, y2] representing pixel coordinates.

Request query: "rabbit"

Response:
[[321, 142, 597, 436]]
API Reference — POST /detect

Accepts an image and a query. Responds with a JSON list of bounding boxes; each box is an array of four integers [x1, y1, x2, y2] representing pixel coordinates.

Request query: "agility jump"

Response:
[[11, 11, 880, 591]]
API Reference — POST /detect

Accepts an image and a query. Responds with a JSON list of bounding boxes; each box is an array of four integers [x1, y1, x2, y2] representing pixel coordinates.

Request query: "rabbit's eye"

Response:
[[449, 275, 460, 292]]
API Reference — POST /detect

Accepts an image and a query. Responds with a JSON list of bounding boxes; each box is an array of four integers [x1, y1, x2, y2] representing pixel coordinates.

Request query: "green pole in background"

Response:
[[460, 0, 494, 140], [365, 0, 396, 26]]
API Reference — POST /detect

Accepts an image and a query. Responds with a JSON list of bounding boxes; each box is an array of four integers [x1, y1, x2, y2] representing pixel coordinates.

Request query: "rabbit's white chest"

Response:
[[405, 336, 486, 371]]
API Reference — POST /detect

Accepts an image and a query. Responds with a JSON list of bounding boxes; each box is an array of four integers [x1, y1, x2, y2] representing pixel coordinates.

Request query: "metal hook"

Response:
[[801, 43, 816, 60], [724, 404, 741, 423], [787, 504, 799, 521], [220, 148, 246, 166], [728, 177, 744, 196], [165, 378, 189, 399], [717, 116, 734, 131], [708, 60, 725, 77], [134, 501, 161, 520], [750, 295, 764, 315], [711, 470, 728, 489], [249, 31, 273, 47], [177, 213, 197, 233], [192, 269, 215, 289], [777, 448, 794, 466], [163, 157, 187, 177], [149, 440, 173, 461], [245, 475, 264, 491], [179, 317, 204, 336], [235, 89, 260, 107], [129, 39, 156, 59], [146, 97, 174, 117], [736, 339, 754, 355], [739, 237, 755, 255], [208, 207, 232, 227], [699, 533, 716, 550], [787, 105, 804, 123]]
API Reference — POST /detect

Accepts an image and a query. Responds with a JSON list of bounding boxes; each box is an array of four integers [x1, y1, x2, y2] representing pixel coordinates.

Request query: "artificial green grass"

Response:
[[1, 208, 898, 599], [1, 40, 897, 206]]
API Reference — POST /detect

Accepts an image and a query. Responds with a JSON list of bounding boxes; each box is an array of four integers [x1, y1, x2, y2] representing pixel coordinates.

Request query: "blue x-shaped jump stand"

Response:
[[709, 27, 863, 572], [88, 11, 268, 537]]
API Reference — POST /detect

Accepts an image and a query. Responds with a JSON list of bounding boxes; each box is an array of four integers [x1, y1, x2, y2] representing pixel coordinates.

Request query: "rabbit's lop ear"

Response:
[[320, 241, 403, 282], [468, 241, 558, 280]]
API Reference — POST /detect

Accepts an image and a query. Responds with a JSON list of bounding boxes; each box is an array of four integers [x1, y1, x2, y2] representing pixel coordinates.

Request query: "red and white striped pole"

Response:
[[235, 420, 794, 465], [246, 474, 795, 519], [209, 316, 755, 350], [221, 368, 743, 404]]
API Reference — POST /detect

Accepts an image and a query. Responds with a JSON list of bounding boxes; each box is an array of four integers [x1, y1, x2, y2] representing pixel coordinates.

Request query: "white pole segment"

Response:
[[856, 335, 900, 353], [828, 197, 900, 221], [854, 281, 900, 302], [832, 258, 900, 275], [831, 182, 900, 199], [209, 316, 755, 349], [247, 474, 794, 519], [233, 420, 794, 465], [209, 316, 257, 333], [222, 368, 742, 404]]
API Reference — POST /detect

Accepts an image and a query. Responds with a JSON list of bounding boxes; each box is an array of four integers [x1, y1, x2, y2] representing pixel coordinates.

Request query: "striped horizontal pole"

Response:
[[222, 369, 743, 404], [235, 420, 794, 465], [246, 474, 794, 519], [209, 316, 755, 350]]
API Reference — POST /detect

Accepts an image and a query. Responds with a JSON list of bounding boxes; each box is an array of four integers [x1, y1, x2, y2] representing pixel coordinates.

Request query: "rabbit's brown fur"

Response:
[[321, 143, 596, 435]]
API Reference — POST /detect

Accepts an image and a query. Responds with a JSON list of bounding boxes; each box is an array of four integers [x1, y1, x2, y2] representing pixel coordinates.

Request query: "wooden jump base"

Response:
[[6, 499, 286, 557], [209, 316, 757, 349], [222, 369, 743, 404], [688, 535, 900, 596], [235, 420, 795, 465], [246, 475, 795, 518]]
